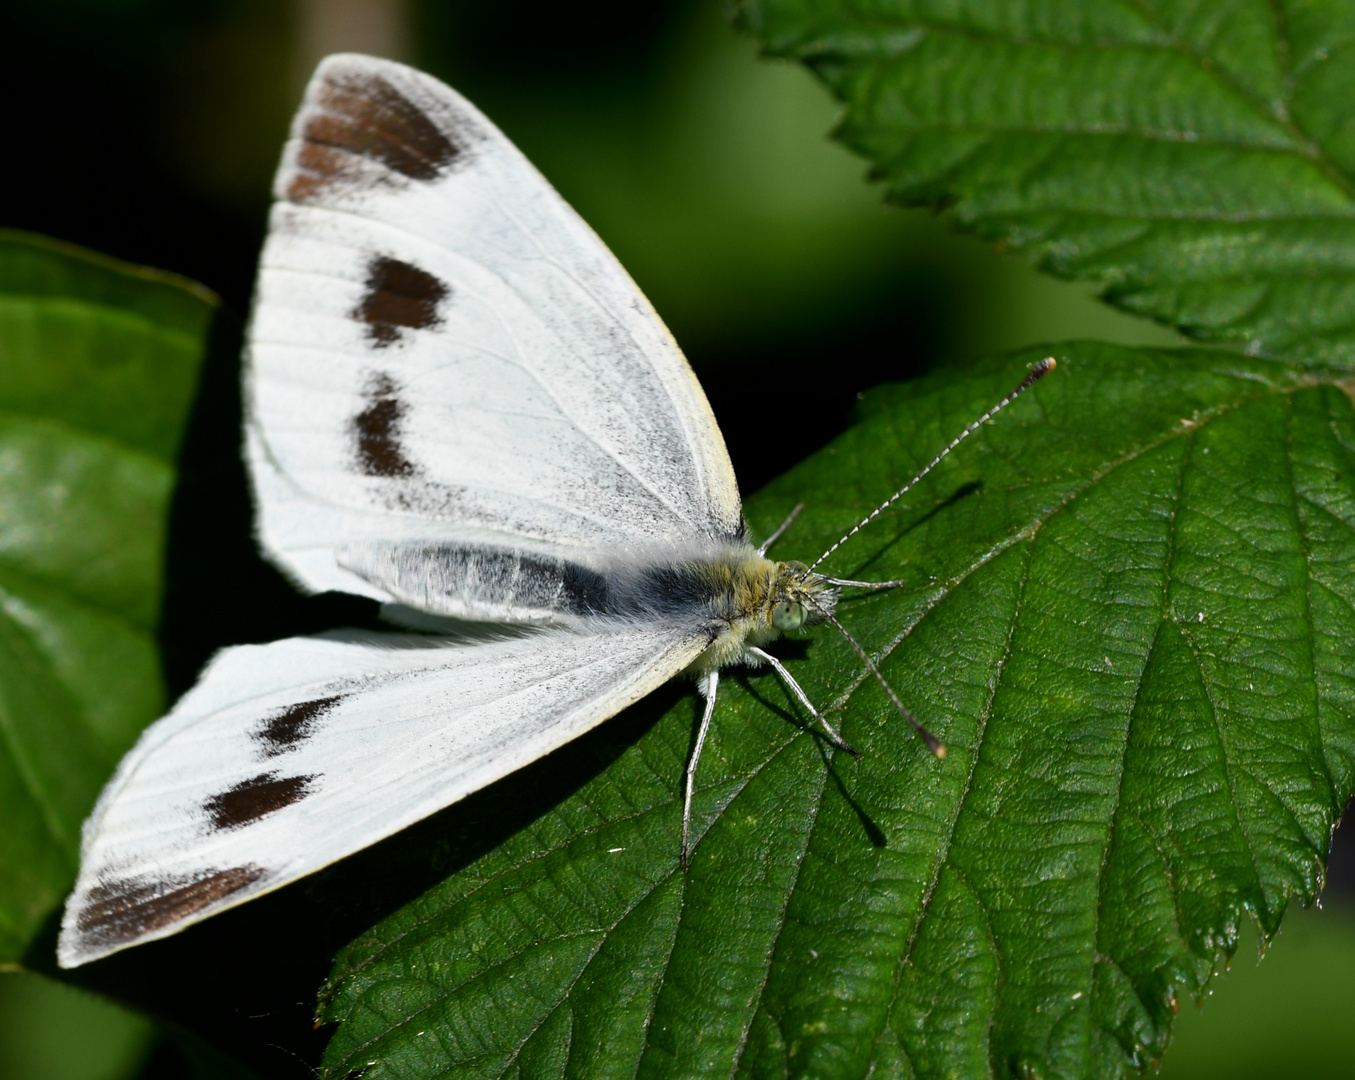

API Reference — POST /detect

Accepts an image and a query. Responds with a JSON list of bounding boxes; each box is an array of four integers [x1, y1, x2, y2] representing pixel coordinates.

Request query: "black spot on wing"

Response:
[[352, 254, 449, 348], [257, 694, 345, 756], [75, 865, 264, 950], [287, 68, 466, 203], [204, 772, 316, 831], [353, 371, 417, 477]]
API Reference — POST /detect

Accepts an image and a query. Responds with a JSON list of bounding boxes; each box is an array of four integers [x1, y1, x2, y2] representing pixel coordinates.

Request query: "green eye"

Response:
[[772, 601, 806, 631]]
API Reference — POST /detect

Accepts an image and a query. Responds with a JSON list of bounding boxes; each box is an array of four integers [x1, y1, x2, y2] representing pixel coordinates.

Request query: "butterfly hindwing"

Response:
[[247, 54, 743, 603], [58, 624, 708, 966]]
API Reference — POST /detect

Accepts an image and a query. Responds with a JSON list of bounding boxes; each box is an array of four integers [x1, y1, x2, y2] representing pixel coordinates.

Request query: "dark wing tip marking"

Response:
[[352, 254, 449, 348], [204, 772, 317, 831], [257, 694, 345, 756], [75, 864, 264, 951], [287, 68, 464, 203], [352, 370, 418, 477]]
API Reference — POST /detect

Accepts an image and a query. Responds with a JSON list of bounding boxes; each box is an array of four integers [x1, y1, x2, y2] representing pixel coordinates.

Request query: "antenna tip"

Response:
[[933, 742, 947, 760], [1036, 356, 1056, 374]]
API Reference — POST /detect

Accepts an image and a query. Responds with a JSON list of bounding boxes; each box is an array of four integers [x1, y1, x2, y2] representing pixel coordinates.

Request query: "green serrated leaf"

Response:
[[735, 0, 1355, 367], [0, 231, 213, 964], [315, 344, 1355, 1080]]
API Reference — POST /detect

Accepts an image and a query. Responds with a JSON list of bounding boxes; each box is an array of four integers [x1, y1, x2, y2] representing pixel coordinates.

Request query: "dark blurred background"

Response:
[[1, 0, 1180, 492], [1, 1, 1350, 1078]]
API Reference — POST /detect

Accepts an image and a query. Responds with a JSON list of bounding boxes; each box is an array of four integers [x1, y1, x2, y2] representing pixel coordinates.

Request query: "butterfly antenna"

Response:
[[807, 598, 946, 759], [810, 358, 1056, 572], [758, 502, 805, 555]]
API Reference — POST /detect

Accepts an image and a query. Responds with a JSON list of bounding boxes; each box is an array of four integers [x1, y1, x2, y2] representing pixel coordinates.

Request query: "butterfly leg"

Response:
[[747, 646, 860, 759], [681, 670, 720, 870], [757, 502, 805, 555]]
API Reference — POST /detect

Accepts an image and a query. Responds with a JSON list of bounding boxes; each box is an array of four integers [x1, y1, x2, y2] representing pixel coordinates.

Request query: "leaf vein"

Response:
[[1175, 623, 1270, 925], [870, 541, 1032, 1077], [1287, 393, 1340, 808]]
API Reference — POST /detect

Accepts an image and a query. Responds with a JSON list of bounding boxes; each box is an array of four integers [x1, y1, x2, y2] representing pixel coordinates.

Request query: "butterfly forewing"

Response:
[[247, 54, 743, 602]]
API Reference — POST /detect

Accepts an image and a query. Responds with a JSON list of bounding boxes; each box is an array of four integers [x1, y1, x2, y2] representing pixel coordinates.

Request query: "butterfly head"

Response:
[[769, 560, 839, 630]]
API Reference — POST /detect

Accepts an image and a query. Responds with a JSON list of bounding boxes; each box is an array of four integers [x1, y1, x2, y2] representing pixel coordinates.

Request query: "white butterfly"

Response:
[[57, 54, 1052, 968]]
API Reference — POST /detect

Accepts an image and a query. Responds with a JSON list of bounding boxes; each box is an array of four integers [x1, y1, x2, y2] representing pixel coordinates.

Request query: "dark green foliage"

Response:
[[738, 0, 1355, 366], [0, 231, 212, 962]]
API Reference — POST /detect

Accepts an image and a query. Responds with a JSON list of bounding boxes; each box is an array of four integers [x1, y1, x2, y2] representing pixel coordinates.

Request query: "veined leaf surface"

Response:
[[318, 344, 1355, 1080], [737, 0, 1355, 367]]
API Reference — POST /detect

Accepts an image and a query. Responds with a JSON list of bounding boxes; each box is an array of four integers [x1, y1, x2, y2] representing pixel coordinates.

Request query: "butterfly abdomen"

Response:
[[339, 540, 778, 631], [340, 542, 611, 622]]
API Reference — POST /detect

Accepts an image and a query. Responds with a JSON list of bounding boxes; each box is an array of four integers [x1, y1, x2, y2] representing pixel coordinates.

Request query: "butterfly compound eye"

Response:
[[772, 601, 806, 631]]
